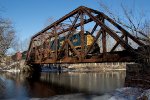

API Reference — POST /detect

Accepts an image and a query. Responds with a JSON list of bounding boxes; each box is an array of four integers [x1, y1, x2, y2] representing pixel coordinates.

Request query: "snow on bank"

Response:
[[109, 87, 143, 100], [29, 93, 111, 100], [6, 87, 150, 100]]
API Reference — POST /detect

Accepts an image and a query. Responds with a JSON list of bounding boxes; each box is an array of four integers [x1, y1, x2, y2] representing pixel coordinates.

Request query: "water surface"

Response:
[[0, 71, 125, 99]]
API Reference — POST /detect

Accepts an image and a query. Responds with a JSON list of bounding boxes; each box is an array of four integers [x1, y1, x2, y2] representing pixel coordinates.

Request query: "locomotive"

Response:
[[50, 31, 99, 53]]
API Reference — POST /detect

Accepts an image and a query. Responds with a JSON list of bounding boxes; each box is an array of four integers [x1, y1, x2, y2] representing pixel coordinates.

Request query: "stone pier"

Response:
[[125, 63, 150, 89]]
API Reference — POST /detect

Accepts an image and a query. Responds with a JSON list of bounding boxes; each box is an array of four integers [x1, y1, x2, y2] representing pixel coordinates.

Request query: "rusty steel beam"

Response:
[[55, 16, 92, 37], [80, 11, 85, 60], [54, 25, 58, 61], [110, 35, 125, 52], [102, 29, 106, 53], [102, 14, 145, 46], [26, 6, 146, 66], [125, 34, 128, 43], [82, 6, 145, 46], [91, 24, 98, 35], [27, 50, 135, 64], [102, 18, 106, 53], [31, 7, 83, 39], [65, 41, 69, 58], [67, 39, 81, 59], [82, 8, 135, 52], [57, 40, 67, 59], [65, 13, 80, 38], [85, 29, 102, 56], [34, 14, 97, 41], [63, 13, 80, 58], [35, 14, 99, 42]]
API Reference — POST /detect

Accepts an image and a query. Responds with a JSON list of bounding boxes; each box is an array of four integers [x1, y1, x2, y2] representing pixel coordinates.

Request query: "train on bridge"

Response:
[[49, 31, 99, 53], [28, 30, 100, 63], [25, 6, 147, 66]]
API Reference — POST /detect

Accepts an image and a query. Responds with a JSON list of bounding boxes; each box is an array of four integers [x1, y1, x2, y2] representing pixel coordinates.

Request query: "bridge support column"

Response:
[[30, 64, 42, 72], [22, 64, 41, 72]]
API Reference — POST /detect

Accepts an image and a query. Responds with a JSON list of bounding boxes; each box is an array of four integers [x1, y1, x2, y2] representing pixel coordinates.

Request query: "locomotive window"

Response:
[[78, 33, 80, 37], [50, 41, 54, 47], [73, 34, 77, 39]]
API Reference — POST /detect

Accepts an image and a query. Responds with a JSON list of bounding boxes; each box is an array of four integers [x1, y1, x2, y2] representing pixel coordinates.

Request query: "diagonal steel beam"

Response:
[[82, 6, 144, 46], [110, 35, 125, 52], [31, 7, 84, 39], [64, 13, 80, 57], [85, 29, 102, 56], [41, 14, 99, 39], [57, 13, 80, 58], [101, 13, 145, 46], [67, 39, 81, 59], [91, 24, 98, 35], [82, 8, 135, 52]]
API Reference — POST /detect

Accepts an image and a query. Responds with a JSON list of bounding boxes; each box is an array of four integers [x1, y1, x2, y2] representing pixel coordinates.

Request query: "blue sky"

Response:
[[0, 0, 149, 41]]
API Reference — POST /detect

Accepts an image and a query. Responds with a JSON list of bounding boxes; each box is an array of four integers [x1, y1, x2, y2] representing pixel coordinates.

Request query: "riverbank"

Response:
[[65, 62, 128, 71], [5, 87, 150, 100], [41, 62, 132, 73]]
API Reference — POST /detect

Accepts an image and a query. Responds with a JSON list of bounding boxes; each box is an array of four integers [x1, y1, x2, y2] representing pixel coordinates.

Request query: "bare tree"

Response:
[[97, 0, 150, 65], [98, 0, 150, 42], [12, 37, 30, 54], [0, 18, 16, 60]]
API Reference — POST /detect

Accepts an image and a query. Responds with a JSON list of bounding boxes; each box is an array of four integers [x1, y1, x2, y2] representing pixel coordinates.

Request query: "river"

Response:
[[0, 71, 126, 99]]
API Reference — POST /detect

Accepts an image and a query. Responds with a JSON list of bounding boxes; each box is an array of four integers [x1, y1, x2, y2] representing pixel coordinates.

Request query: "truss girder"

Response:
[[26, 6, 145, 65]]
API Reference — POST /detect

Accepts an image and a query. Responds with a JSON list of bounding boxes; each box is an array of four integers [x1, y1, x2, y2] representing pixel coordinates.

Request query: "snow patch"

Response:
[[5, 87, 150, 100]]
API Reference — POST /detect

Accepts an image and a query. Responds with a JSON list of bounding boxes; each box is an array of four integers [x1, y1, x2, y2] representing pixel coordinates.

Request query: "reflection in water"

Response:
[[0, 72, 28, 99], [40, 71, 125, 94], [0, 71, 125, 99]]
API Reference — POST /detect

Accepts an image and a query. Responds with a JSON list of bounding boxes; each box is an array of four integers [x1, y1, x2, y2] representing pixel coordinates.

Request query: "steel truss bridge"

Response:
[[26, 6, 147, 66]]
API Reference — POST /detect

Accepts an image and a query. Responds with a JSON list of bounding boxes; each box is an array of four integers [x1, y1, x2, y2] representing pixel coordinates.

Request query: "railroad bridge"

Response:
[[25, 6, 148, 67]]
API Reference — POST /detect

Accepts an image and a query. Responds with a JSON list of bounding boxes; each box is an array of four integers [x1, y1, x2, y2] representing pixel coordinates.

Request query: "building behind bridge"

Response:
[[11, 51, 27, 61]]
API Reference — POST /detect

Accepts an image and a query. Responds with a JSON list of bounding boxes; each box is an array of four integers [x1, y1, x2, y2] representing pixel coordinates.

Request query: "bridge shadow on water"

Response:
[[24, 71, 85, 97]]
